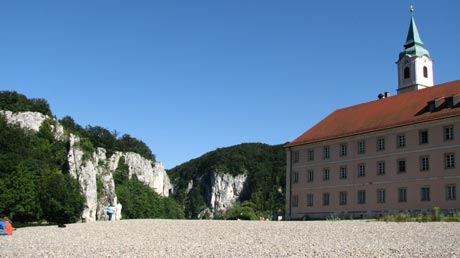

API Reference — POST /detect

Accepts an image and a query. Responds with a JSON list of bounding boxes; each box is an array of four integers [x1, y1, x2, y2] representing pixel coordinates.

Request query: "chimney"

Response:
[[384, 92, 390, 98]]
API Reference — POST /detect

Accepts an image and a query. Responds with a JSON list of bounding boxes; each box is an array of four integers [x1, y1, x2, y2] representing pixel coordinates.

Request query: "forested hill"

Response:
[[168, 143, 287, 219], [0, 91, 184, 224]]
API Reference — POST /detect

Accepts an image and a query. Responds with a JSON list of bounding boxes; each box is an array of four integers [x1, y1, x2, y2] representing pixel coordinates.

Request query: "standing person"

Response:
[[107, 204, 114, 221]]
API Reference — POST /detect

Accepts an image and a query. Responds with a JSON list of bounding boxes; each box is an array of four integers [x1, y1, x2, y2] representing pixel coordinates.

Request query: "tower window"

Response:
[[423, 66, 428, 78], [404, 67, 410, 79]]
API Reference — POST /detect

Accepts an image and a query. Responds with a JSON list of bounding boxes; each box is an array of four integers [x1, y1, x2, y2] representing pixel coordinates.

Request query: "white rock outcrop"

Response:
[[68, 135, 173, 222], [0, 110, 65, 140], [209, 172, 248, 214], [109, 152, 172, 197]]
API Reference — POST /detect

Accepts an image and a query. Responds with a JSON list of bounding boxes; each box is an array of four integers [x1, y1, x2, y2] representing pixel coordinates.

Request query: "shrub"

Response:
[[224, 206, 257, 220]]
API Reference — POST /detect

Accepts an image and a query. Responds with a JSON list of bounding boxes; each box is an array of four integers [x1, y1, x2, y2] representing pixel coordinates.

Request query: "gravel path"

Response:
[[1, 220, 459, 257]]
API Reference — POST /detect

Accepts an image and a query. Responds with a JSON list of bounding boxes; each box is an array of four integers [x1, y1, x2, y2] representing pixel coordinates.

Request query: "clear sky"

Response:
[[1, 1, 459, 169]]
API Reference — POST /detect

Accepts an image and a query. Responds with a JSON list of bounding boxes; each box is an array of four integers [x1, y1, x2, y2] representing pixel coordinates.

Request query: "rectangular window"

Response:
[[339, 166, 347, 179], [293, 151, 299, 163], [444, 126, 454, 141], [398, 159, 406, 173], [308, 149, 314, 161], [419, 130, 429, 145], [446, 185, 457, 200], [420, 156, 430, 171], [307, 169, 314, 182], [357, 190, 366, 204], [421, 187, 431, 202], [293, 171, 299, 184], [377, 137, 385, 151], [339, 191, 347, 205], [357, 140, 365, 154], [323, 168, 330, 181], [323, 146, 330, 159], [322, 193, 330, 206], [292, 195, 299, 207], [397, 134, 406, 148], [377, 189, 386, 203], [358, 163, 366, 177], [377, 161, 385, 175], [307, 194, 314, 206], [445, 153, 455, 169], [398, 188, 407, 203], [340, 143, 348, 157]]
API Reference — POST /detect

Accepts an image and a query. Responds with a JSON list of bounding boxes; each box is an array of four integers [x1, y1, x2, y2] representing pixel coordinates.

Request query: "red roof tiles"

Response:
[[286, 80, 460, 148]]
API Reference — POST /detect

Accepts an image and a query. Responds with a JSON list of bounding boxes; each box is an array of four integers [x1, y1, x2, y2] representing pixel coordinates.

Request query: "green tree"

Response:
[[38, 169, 84, 225], [0, 162, 41, 222], [0, 91, 51, 116]]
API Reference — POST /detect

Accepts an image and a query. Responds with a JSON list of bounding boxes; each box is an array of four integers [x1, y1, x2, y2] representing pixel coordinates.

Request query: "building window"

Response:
[[377, 161, 385, 175], [421, 187, 430, 202], [398, 188, 407, 203], [307, 194, 314, 207], [340, 143, 347, 157], [444, 126, 454, 141], [404, 67, 410, 79], [357, 140, 365, 154], [339, 191, 347, 205], [293, 151, 299, 163], [307, 169, 314, 182], [322, 193, 330, 206], [323, 168, 330, 181], [398, 159, 406, 173], [339, 166, 347, 179], [445, 153, 455, 169], [446, 185, 457, 200], [377, 137, 385, 151], [397, 134, 406, 148], [292, 195, 299, 207], [293, 171, 299, 183], [419, 130, 429, 145], [358, 163, 366, 177], [423, 66, 428, 78], [377, 189, 386, 203], [308, 149, 314, 161], [420, 156, 430, 171], [323, 146, 330, 159], [357, 190, 366, 204]]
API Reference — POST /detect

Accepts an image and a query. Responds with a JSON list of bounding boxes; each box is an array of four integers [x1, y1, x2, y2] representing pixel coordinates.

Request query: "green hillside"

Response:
[[168, 143, 287, 219]]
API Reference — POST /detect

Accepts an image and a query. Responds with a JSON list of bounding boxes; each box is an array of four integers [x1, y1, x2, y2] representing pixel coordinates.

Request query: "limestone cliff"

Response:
[[1, 110, 173, 222], [208, 172, 248, 215], [197, 171, 248, 219]]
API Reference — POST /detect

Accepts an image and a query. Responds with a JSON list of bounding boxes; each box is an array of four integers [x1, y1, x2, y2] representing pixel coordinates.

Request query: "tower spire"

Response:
[[399, 5, 429, 60]]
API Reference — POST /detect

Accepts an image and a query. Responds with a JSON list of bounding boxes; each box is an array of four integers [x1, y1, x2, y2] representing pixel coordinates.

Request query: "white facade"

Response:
[[397, 54, 434, 94]]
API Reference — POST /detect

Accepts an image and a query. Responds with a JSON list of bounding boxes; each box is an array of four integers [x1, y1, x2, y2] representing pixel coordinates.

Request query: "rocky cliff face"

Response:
[[1, 110, 173, 222], [198, 171, 248, 218]]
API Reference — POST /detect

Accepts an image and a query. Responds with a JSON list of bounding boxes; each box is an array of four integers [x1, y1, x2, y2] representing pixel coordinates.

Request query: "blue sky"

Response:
[[1, 1, 459, 169]]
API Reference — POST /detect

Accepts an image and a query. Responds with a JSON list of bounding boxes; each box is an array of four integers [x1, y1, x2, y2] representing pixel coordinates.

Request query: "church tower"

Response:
[[396, 6, 433, 94]]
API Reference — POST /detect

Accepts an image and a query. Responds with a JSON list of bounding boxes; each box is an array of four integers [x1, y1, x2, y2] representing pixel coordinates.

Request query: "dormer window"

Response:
[[404, 67, 410, 79]]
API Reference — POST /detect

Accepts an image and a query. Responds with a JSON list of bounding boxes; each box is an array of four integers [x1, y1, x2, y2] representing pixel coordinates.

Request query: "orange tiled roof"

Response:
[[286, 80, 460, 148]]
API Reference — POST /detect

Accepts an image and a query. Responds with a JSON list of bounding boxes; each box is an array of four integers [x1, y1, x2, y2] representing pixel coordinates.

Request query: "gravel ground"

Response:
[[1, 219, 459, 257]]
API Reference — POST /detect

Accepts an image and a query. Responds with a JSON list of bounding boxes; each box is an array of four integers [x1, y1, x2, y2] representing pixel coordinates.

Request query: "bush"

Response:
[[224, 206, 257, 220]]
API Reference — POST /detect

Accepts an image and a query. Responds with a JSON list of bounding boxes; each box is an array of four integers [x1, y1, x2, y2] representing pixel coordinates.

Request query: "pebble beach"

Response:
[[1, 219, 459, 257]]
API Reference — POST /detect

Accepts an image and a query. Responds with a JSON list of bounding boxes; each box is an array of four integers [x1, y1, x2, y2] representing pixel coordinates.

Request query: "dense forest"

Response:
[[0, 91, 183, 223], [168, 143, 286, 219]]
